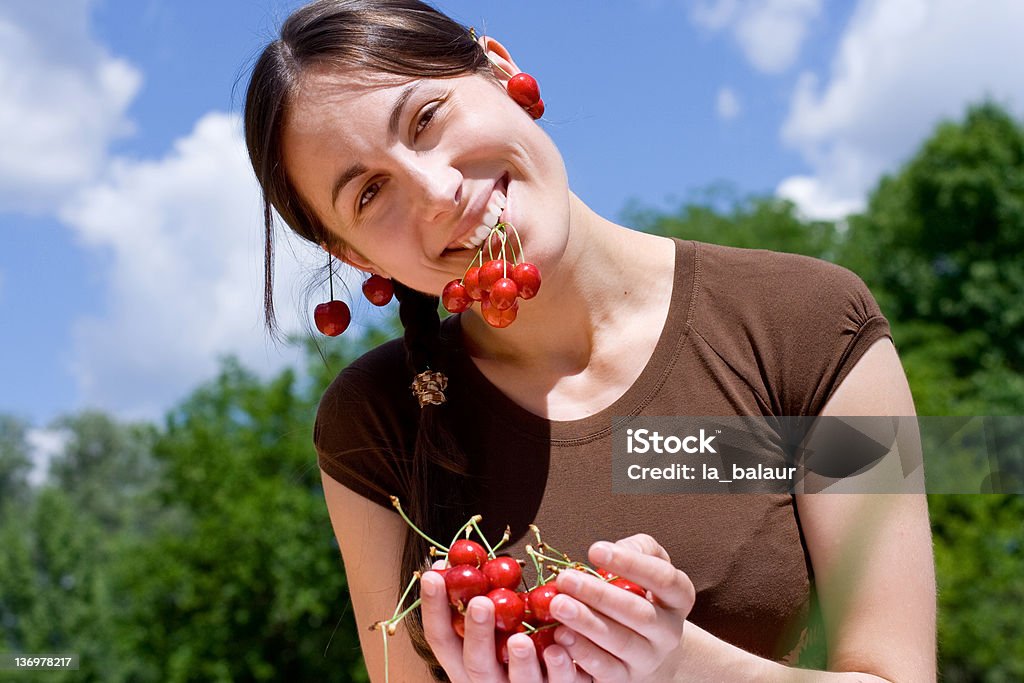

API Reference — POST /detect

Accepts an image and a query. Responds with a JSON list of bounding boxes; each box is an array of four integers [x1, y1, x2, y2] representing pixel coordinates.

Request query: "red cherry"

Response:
[[442, 279, 472, 313], [448, 539, 488, 568], [610, 577, 647, 598], [495, 630, 513, 665], [362, 274, 394, 306], [529, 627, 557, 657], [444, 565, 489, 606], [313, 300, 350, 336], [487, 588, 526, 632], [518, 591, 532, 616], [478, 259, 507, 293], [595, 567, 618, 581], [464, 267, 484, 301], [507, 73, 541, 107], [512, 262, 542, 299], [489, 278, 519, 310], [527, 584, 560, 624], [481, 298, 518, 328], [482, 556, 522, 591], [525, 98, 545, 120], [451, 609, 466, 638]]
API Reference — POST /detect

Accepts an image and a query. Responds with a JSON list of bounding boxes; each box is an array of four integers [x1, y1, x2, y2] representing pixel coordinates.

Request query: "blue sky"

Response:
[[3, 0, 1023, 452]]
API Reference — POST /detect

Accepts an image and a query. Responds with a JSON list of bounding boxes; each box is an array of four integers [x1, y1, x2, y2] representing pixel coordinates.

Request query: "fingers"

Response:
[[506, 633, 543, 683], [554, 626, 629, 683], [462, 597, 506, 681], [420, 570, 467, 673], [506, 636, 588, 683], [548, 583, 654, 664], [542, 644, 589, 683], [555, 569, 662, 641], [590, 537, 695, 613]]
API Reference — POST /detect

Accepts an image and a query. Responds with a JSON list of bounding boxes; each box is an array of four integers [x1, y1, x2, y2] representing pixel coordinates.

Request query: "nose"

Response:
[[406, 157, 463, 223]]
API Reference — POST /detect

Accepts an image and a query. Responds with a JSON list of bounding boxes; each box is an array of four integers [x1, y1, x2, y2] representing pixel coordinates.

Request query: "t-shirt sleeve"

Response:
[[768, 254, 893, 416], [313, 358, 414, 512], [692, 245, 893, 417]]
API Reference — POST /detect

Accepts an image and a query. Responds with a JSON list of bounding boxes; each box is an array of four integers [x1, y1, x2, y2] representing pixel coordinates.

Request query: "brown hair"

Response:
[[243, 1, 491, 679]]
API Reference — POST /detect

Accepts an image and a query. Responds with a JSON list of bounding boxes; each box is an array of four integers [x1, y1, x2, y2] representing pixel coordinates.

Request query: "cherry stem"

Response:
[[480, 46, 515, 80], [525, 545, 547, 585], [381, 627, 390, 683], [446, 514, 483, 556], [391, 571, 421, 621], [470, 519, 496, 558], [390, 496, 448, 551], [328, 254, 335, 300], [506, 223, 526, 265], [386, 597, 422, 628], [491, 526, 512, 554]]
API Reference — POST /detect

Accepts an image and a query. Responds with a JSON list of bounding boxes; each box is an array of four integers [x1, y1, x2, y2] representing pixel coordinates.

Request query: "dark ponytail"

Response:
[[390, 282, 472, 680]]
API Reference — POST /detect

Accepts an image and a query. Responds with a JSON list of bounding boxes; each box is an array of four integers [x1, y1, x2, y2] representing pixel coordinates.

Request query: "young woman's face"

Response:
[[281, 66, 570, 296]]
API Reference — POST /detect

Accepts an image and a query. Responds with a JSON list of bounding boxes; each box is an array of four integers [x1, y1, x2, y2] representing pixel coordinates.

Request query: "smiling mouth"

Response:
[[443, 174, 510, 255]]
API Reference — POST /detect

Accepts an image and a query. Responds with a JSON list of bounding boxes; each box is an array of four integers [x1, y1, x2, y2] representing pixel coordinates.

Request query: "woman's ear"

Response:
[[476, 35, 521, 86], [320, 241, 390, 279]]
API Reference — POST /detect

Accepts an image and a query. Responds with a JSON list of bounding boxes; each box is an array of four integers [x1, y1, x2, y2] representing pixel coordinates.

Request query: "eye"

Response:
[[415, 102, 441, 137], [359, 180, 382, 208]]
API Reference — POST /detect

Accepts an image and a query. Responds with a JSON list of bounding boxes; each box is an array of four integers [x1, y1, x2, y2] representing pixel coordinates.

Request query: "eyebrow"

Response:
[[329, 82, 421, 209]]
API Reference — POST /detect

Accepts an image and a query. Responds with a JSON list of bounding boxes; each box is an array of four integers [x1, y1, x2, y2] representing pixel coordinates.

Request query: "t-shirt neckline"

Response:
[[443, 238, 696, 444]]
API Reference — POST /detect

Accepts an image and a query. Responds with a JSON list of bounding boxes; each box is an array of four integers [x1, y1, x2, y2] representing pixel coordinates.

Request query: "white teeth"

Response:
[[459, 225, 491, 249], [450, 187, 508, 250]]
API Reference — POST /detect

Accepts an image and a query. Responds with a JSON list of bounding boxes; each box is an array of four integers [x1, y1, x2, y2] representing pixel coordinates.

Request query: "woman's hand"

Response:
[[420, 563, 590, 683], [549, 534, 696, 683]]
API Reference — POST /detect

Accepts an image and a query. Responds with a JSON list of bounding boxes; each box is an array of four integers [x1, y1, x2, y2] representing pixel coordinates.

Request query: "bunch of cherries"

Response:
[[441, 222, 542, 328], [371, 498, 648, 680]]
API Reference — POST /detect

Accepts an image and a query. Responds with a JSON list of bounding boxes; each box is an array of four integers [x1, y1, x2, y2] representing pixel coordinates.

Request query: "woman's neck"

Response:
[[459, 193, 676, 375]]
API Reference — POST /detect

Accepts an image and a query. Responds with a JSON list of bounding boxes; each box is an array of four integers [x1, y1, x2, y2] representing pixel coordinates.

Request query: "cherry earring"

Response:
[[471, 28, 545, 119], [314, 252, 351, 336], [362, 274, 395, 306], [507, 73, 544, 119]]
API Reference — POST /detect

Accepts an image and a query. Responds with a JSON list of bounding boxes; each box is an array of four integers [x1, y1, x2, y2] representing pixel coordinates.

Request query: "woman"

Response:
[[243, 1, 936, 680]]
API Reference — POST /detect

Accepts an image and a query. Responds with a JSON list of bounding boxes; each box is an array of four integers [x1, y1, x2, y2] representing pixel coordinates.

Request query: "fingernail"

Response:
[[553, 596, 578, 620], [555, 628, 576, 646], [591, 542, 612, 565], [471, 602, 489, 624], [548, 649, 566, 665], [421, 578, 437, 597], [511, 641, 530, 658]]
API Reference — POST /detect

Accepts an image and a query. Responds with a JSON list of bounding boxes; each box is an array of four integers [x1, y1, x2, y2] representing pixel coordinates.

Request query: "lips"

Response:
[[443, 174, 510, 254]]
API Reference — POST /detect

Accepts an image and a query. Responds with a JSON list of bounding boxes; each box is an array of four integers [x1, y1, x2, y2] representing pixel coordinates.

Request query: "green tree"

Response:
[[623, 183, 842, 261], [109, 328, 394, 682], [0, 414, 32, 510], [843, 102, 1024, 404]]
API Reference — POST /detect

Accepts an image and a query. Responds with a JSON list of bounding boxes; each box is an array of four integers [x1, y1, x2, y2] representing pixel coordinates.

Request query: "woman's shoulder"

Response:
[[689, 241, 882, 326], [314, 336, 418, 509], [685, 241, 891, 415]]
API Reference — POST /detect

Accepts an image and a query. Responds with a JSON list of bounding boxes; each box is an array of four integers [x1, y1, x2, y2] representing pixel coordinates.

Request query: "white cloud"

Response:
[[0, 0, 141, 213], [57, 113, 336, 421], [716, 86, 741, 119], [691, 0, 822, 73], [26, 427, 68, 487], [777, 0, 1024, 219]]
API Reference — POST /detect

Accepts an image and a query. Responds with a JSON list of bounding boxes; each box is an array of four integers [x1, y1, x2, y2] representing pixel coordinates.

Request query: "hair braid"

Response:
[[391, 280, 472, 681]]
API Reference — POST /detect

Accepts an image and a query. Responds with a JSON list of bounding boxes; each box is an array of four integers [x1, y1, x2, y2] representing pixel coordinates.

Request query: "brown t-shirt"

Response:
[[315, 238, 892, 662]]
